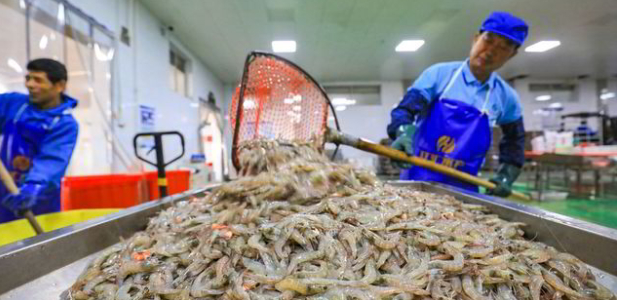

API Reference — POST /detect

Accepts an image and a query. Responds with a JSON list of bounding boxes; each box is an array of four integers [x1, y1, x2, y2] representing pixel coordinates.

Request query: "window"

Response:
[[170, 48, 189, 97], [0, 0, 28, 94], [0, 0, 117, 175]]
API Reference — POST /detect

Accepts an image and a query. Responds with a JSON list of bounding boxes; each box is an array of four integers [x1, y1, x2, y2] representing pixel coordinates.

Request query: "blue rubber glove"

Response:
[[487, 164, 521, 197], [390, 124, 416, 169], [1, 183, 45, 214]]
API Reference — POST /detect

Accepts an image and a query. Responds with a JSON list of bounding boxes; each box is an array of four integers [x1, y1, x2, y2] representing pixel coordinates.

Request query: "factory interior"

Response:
[[0, 0, 617, 299]]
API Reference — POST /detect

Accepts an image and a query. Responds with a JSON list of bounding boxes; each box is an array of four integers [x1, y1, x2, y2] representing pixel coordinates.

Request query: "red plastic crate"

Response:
[[144, 170, 191, 200], [61, 174, 147, 210]]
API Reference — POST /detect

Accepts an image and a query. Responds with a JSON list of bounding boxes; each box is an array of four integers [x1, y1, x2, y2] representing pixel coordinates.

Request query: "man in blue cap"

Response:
[[0, 58, 79, 223], [387, 11, 528, 197]]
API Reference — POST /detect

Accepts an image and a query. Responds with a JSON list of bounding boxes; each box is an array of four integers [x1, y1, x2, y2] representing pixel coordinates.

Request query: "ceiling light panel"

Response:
[[395, 40, 425, 52], [535, 95, 552, 101], [525, 41, 561, 53], [272, 40, 296, 53]]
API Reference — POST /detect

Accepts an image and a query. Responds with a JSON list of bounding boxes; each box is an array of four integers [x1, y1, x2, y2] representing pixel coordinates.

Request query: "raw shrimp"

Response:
[[66, 139, 615, 300]]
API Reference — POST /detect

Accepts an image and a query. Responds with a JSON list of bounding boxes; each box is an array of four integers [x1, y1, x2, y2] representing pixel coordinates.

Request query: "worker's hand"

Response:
[[391, 124, 417, 169], [487, 163, 521, 197], [1, 183, 45, 214]]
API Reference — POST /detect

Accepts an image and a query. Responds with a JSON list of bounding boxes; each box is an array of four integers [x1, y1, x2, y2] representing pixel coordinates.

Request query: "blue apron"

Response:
[[400, 62, 492, 192], [0, 104, 62, 223]]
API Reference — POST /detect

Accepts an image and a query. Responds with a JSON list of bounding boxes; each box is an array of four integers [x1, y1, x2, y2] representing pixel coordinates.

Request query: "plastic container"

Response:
[[0, 209, 120, 247], [555, 132, 574, 152], [61, 174, 147, 210], [544, 131, 558, 152], [531, 136, 546, 153], [530, 191, 569, 202], [144, 170, 191, 200]]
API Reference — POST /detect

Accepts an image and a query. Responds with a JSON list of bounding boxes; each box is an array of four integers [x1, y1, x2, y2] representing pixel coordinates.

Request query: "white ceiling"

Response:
[[140, 0, 617, 84]]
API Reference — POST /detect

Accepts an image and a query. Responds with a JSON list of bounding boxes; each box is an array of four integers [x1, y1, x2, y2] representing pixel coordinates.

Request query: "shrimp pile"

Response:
[[66, 141, 616, 300], [236, 139, 328, 176], [222, 140, 377, 205]]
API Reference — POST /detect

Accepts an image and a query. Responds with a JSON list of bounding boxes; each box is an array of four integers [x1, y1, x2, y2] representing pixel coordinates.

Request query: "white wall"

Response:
[[511, 78, 601, 132], [222, 83, 236, 176], [71, 0, 224, 173], [605, 79, 617, 116], [325, 81, 404, 171]]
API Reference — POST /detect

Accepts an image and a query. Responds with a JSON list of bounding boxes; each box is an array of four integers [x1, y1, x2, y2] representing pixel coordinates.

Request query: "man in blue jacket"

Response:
[[387, 12, 527, 197], [0, 58, 79, 223]]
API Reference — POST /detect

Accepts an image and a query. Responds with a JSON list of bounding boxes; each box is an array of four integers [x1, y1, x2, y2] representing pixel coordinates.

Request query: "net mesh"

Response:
[[230, 52, 332, 169]]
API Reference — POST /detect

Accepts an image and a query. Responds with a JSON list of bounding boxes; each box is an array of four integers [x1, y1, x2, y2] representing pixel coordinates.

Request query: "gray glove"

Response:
[[390, 124, 416, 169]]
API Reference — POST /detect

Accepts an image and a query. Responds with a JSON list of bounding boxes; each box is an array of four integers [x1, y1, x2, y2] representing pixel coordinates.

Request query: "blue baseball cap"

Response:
[[480, 11, 529, 46]]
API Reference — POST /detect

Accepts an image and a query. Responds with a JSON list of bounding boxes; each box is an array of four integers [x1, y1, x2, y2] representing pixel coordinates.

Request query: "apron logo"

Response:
[[437, 135, 455, 154], [419, 151, 466, 169], [12, 155, 31, 171]]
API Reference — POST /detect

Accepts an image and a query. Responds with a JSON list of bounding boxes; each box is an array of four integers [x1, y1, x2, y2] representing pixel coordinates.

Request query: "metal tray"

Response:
[[1, 181, 616, 299]]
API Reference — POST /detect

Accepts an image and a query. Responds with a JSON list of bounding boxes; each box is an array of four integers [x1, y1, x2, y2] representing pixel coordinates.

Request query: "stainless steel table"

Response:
[[1, 181, 616, 299], [527, 152, 616, 198]]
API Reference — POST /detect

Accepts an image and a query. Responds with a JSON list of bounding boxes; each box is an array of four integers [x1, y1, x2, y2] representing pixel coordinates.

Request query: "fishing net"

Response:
[[229, 51, 340, 170]]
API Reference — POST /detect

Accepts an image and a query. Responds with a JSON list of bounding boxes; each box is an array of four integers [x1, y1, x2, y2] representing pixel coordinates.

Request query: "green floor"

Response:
[[529, 199, 617, 229], [509, 182, 617, 229]]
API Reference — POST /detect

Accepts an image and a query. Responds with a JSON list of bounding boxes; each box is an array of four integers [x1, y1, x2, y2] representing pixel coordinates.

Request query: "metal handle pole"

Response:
[[326, 128, 531, 201], [153, 134, 168, 198]]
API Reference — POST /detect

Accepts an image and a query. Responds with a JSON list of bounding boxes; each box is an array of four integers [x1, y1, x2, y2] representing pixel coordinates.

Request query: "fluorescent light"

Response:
[[335, 105, 346, 111], [57, 3, 65, 23], [272, 40, 296, 53], [395, 40, 425, 52], [549, 102, 562, 109], [94, 44, 115, 61], [243, 99, 256, 109], [535, 95, 552, 101], [331, 97, 356, 105], [525, 41, 561, 53], [600, 92, 615, 100], [284, 95, 302, 104], [39, 35, 48, 49], [7, 58, 22, 73]]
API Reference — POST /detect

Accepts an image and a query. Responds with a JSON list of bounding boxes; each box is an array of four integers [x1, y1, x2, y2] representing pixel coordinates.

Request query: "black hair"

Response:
[[26, 58, 68, 84]]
